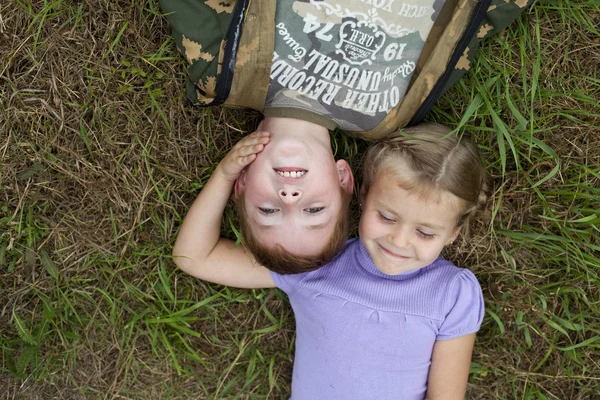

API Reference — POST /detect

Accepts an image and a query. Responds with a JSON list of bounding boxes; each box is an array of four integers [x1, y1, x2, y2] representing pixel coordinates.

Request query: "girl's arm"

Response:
[[425, 333, 476, 400], [172, 131, 276, 289]]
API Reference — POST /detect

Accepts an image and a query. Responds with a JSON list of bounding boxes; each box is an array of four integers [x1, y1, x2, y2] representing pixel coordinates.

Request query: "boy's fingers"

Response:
[[247, 135, 270, 145], [247, 131, 270, 143], [237, 154, 256, 166], [237, 143, 265, 157], [234, 135, 269, 152]]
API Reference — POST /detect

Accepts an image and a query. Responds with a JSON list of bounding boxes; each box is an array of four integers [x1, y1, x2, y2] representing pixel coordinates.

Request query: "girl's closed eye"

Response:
[[377, 211, 395, 223], [258, 207, 278, 215], [416, 230, 435, 240]]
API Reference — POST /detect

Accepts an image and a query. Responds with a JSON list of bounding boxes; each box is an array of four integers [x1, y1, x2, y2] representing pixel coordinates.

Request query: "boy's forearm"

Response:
[[173, 166, 232, 271]]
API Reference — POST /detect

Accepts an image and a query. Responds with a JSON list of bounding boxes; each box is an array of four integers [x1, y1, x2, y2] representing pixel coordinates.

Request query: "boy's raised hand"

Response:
[[217, 131, 270, 182], [173, 129, 275, 289]]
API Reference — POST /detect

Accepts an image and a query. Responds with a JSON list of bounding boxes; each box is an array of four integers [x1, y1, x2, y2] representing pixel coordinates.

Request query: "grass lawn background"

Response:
[[1, 0, 599, 398]]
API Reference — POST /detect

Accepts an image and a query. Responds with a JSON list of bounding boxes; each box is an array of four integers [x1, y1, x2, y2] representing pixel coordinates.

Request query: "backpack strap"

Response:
[[224, 0, 276, 111], [408, 0, 534, 125], [356, 0, 484, 140], [441, 0, 535, 93]]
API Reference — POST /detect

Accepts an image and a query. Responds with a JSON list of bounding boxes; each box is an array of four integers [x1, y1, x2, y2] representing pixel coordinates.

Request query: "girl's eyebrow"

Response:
[[418, 222, 445, 230], [377, 202, 403, 218]]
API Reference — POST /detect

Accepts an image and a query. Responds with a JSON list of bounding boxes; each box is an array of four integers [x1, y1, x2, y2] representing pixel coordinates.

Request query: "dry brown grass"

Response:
[[1, 0, 599, 399]]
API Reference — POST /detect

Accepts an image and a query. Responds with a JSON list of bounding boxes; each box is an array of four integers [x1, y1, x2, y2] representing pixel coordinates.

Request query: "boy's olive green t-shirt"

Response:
[[265, 0, 445, 132]]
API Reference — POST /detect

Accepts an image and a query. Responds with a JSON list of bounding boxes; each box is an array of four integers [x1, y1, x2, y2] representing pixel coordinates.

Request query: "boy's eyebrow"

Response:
[[306, 220, 330, 231], [253, 219, 333, 231]]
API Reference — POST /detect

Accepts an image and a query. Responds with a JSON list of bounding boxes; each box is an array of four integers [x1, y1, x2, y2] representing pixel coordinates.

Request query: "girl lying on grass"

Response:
[[173, 123, 488, 399]]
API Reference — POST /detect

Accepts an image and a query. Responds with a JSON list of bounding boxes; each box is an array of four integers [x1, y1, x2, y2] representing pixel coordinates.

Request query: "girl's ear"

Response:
[[233, 169, 246, 198], [335, 159, 354, 194], [447, 227, 461, 245]]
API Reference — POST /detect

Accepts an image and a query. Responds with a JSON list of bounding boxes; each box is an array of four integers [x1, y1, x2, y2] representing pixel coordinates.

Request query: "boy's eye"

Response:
[[417, 230, 435, 240], [258, 207, 278, 214], [377, 212, 395, 223], [305, 207, 324, 214]]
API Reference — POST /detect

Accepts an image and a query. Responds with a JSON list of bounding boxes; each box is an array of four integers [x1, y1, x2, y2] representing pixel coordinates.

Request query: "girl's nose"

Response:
[[278, 189, 302, 203], [390, 229, 410, 249]]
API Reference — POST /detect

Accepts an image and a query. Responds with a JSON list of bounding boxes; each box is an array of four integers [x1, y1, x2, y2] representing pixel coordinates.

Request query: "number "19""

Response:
[[383, 42, 407, 61]]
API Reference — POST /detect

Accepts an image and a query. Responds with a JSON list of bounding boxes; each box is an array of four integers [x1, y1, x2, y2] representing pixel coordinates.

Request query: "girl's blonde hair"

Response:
[[361, 123, 488, 228]]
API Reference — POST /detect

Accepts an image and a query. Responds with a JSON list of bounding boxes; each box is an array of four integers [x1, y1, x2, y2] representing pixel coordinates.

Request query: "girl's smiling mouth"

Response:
[[379, 244, 409, 259]]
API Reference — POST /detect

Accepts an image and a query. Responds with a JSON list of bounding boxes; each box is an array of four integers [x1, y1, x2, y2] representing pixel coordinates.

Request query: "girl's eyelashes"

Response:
[[416, 230, 435, 240], [258, 207, 278, 214], [305, 206, 325, 214], [377, 212, 395, 223], [376, 211, 436, 238]]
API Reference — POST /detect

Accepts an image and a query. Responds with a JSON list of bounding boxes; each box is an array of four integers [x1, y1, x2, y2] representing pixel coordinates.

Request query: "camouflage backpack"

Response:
[[160, 0, 533, 140]]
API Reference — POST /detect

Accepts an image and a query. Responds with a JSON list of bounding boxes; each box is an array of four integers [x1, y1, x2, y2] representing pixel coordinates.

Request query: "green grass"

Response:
[[1, 0, 599, 398]]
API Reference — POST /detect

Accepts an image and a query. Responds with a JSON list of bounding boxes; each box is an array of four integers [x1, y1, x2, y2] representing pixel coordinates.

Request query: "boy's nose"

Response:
[[278, 189, 302, 203]]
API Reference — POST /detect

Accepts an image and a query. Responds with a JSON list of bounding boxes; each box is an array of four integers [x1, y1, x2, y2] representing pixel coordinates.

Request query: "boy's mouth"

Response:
[[274, 168, 307, 178]]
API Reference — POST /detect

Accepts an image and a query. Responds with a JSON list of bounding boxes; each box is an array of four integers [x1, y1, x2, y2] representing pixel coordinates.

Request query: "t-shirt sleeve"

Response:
[[436, 269, 485, 340], [269, 270, 303, 295]]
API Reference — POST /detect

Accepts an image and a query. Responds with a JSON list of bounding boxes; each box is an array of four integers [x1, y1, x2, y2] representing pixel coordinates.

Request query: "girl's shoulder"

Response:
[[420, 257, 477, 286], [430, 261, 485, 339]]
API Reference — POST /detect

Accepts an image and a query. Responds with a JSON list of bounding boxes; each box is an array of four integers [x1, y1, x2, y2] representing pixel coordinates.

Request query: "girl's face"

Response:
[[359, 171, 461, 275]]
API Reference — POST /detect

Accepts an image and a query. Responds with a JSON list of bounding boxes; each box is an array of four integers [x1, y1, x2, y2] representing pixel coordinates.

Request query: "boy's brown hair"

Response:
[[236, 187, 352, 274], [361, 123, 488, 229]]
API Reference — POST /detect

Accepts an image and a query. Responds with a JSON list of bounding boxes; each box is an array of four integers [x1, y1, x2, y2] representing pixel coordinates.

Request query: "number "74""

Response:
[[302, 13, 334, 41]]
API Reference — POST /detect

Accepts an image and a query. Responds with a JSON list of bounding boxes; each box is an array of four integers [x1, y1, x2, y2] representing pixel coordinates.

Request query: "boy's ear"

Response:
[[335, 159, 354, 194], [234, 169, 246, 198]]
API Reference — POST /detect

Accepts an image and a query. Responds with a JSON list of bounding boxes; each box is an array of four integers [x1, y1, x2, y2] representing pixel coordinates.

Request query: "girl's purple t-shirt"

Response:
[[271, 238, 484, 400]]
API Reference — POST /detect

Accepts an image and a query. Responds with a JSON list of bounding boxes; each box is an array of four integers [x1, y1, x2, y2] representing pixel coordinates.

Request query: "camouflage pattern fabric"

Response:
[[159, 0, 238, 105], [443, 0, 535, 93]]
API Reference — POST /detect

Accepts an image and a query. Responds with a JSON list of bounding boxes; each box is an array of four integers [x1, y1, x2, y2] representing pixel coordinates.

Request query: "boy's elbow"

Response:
[[172, 251, 190, 272], [172, 245, 196, 275], [172, 247, 209, 278]]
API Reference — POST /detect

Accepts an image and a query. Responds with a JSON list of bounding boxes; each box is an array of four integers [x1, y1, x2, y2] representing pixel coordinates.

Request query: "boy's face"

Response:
[[234, 133, 353, 257]]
